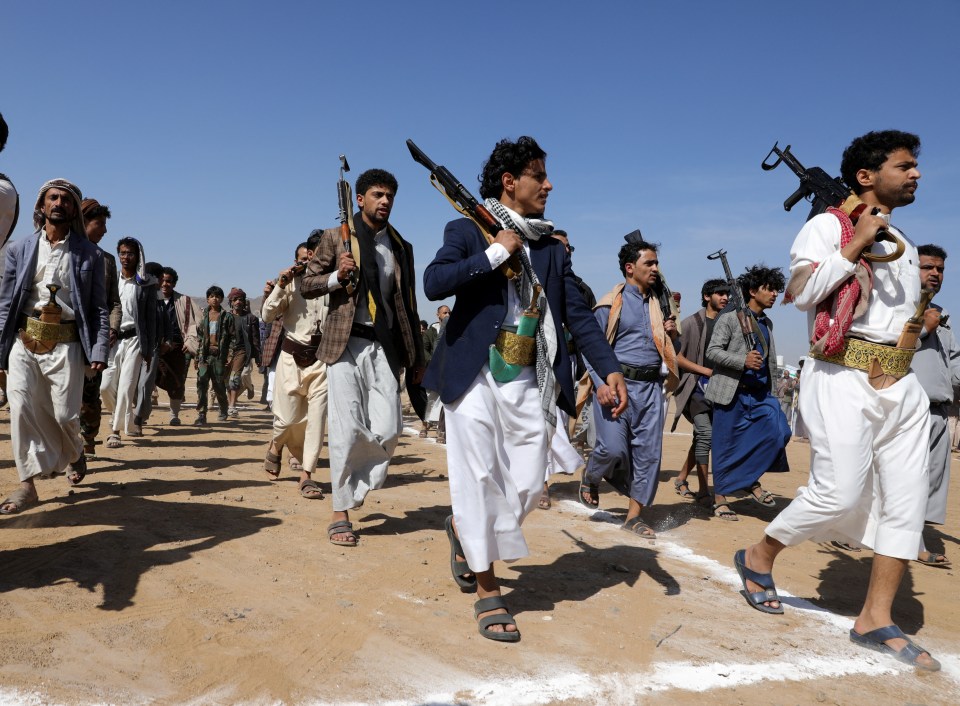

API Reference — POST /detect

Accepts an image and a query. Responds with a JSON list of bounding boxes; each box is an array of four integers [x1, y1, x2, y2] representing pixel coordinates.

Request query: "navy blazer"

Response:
[[0, 231, 110, 368], [422, 218, 620, 415]]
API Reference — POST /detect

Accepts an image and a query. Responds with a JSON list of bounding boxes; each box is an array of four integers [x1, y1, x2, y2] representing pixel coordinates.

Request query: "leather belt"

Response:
[[350, 323, 377, 341], [117, 327, 137, 341], [809, 337, 914, 379], [620, 363, 662, 382], [281, 334, 322, 368]]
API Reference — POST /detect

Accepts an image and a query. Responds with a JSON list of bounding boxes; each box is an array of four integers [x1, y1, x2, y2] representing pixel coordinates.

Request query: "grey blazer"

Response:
[[0, 231, 110, 368], [704, 309, 779, 407]]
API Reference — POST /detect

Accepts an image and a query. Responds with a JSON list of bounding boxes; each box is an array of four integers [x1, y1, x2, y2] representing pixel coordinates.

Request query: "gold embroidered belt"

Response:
[[494, 329, 536, 367], [18, 316, 79, 354], [809, 337, 913, 379]]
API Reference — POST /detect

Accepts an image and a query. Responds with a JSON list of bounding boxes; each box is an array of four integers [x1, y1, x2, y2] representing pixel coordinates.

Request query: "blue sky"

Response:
[[4, 0, 958, 363]]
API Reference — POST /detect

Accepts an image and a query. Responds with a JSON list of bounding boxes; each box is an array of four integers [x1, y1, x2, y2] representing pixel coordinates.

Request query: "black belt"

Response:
[[117, 328, 137, 341], [620, 363, 662, 382], [350, 323, 377, 341]]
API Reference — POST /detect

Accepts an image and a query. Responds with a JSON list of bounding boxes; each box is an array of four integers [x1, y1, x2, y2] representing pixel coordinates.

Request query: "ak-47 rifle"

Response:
[[706, 249, 757, 351], [761, 142, 905, 263], [337, 154, 357, 294], [406, 139, 520, 280]]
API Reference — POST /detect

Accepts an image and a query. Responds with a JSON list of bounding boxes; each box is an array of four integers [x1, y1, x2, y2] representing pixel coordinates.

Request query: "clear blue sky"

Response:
[[4, 0, 958, 363]]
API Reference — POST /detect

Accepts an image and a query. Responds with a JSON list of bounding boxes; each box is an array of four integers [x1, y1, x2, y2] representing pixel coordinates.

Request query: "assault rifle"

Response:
[[761, 142, 905, 263], [337, 154, 357, 294], [406, 139, 520, 280], [706, 249, 757, 351]]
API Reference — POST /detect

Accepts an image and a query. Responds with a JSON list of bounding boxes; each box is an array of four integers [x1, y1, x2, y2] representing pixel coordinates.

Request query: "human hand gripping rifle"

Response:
[[406, 139, 520, 280], [706, 249, 758, 351], [337, 154, 357, 294], [761, 142, 905, 263]]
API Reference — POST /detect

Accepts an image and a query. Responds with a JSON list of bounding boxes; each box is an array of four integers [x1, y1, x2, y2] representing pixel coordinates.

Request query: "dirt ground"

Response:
[[0, 373, 957, 705]]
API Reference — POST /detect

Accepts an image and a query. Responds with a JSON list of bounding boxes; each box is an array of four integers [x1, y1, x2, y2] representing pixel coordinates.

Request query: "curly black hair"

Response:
[[479, 136, 547, 200], [917, 244, 947, 260], [840, 130, 920, 195], [700, 278, 730, 304], [738, 264, 786, 302], [206, 285, 225, 299], [618, 239, 658, 277], [355, 169, 398, 197], [160, 266, 179, 285]]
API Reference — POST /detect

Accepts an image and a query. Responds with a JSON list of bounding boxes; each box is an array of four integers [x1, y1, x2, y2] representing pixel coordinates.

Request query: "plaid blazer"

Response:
[[300, 227, 422, 370], [703, 309, 779, 406]]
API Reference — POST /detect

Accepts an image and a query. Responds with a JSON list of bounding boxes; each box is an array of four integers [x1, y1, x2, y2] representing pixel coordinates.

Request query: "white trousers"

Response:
[[271, 351, 328, 475], [545, 407, 582, 480], [446, 366, 549, 571], [8, 338, 85, 481], [425, 388, 443, 424], [100, 337, 143, 435], [327, 337, 400, 511], [766, 359, 930, 560]]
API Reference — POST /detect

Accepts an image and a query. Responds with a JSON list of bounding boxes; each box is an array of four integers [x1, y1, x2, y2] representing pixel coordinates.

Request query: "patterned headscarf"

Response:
[[33, 178, 85, 235]]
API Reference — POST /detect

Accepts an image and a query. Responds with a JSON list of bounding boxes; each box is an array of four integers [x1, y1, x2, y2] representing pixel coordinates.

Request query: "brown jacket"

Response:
[[300, 227, 422, 371]]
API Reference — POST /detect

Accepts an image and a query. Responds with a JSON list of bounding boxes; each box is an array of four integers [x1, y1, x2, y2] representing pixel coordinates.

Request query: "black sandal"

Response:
[[578, 468, 599, 509], [445, 515, 476, 591]]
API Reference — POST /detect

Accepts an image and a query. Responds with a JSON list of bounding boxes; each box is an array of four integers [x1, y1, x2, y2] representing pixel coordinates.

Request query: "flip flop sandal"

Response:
[[674, 479, 696, 499], [0, 486, 40, 515], [263, 451, 281, 478], [105, 434, 122, 449], [444, 515, 477, 591], [66, 456, 87, 486], [916, 552, 951, 567], [474, 596, 521, 643], [734, 548, 784, 614], [713, 502, 739, 521], [621, 517, 656, 540], [327, 520, 358, 547], [298, 479, 324, 499], [578, 468, 599, 509], [849, 625, 941, 671]]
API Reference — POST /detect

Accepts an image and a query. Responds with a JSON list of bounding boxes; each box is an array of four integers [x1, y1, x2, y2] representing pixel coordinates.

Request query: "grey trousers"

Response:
[[926, 404, 952, 524], [327, 336, 401, 511]]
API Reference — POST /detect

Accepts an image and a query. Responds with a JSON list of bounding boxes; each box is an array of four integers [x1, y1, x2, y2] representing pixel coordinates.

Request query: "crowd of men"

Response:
[[0, 112, 955, 667]]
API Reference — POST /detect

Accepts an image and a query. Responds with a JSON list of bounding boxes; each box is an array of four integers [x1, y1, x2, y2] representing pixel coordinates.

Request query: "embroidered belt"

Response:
[[809, 337, 914, 379], [18, 316, 79, 354], [494, 328, 536, 367], [621, 363, 662, 382]]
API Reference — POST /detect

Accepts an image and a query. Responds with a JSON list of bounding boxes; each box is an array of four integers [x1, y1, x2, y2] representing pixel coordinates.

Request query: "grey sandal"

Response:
[[474, 596, 521, 643]]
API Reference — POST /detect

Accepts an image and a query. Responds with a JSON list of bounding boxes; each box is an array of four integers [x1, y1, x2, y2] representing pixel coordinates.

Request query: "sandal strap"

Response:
[[738, 561, 775, 590], [327, 520, 354, 537], [748, 588, 780, 604], [474, 596, 508, 617], [478, 613, 517, 630]]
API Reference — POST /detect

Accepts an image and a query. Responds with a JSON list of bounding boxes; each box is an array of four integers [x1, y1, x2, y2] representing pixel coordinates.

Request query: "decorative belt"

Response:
[[350, 323, 377, 342], [18, 316, 79, 354], [809, 337, 914, 379], [620, 363, 662, 382], [117, 327, 137, 341], [494, 328, 536, 367]]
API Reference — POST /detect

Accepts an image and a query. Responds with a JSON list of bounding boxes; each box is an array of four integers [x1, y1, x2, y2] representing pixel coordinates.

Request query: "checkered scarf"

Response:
[[484, 198, 558, 428]]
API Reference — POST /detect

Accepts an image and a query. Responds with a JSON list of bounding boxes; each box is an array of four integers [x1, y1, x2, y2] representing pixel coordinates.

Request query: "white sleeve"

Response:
[[788, 213, 857, 312]]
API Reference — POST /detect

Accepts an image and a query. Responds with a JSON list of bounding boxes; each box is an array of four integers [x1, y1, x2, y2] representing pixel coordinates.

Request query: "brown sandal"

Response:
[[264, 451, 281, 478]]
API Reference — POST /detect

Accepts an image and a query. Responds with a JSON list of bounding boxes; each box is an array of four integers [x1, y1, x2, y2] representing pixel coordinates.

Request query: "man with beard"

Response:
[[735, 130, 940, 671], [156, 266, 201, 426], [78, 198, 122, 455], [0, 179, 109, 514], [909, 244, 959, 567], [301, 168, 424, 547], [423, 137, 625, 641], [100, 238, 157, 447]]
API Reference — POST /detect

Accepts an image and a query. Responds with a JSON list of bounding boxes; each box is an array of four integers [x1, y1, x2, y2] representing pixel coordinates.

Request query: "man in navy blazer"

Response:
[[423, 136, 625, 642], [0, 179, 109, 515]]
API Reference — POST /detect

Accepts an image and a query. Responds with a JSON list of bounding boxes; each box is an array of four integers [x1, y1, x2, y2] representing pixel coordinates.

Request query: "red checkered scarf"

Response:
[[783, 208, 873, 356]]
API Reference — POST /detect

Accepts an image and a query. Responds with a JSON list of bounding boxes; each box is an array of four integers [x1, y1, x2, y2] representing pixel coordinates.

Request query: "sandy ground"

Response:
[[0, 373, 958, 706]]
